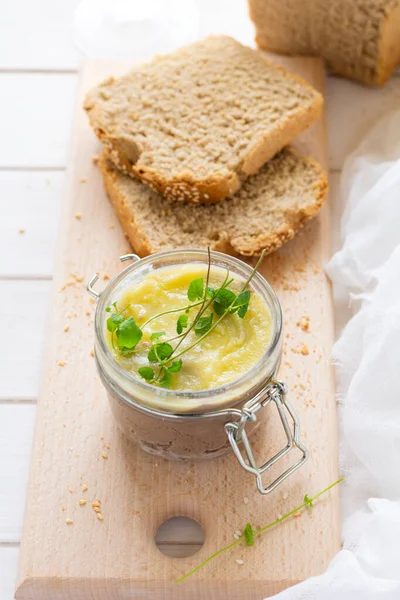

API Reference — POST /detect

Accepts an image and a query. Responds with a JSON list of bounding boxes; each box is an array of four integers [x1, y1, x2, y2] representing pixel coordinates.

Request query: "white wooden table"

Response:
[[1, 1, 400, 598]]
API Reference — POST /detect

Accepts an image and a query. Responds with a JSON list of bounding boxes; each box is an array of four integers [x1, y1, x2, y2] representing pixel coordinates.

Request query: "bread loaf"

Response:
[[85, 36, 323, 203], [249, 0, 400, 86]]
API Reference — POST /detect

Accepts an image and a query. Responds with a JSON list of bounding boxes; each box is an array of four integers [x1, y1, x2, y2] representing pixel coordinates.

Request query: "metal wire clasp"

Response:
[[225, 380, 308, 495], [87, 254, 140, 299]]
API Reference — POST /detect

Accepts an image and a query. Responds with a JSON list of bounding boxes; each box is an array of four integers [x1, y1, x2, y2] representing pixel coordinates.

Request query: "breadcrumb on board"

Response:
[[297, 315, 311, 332]]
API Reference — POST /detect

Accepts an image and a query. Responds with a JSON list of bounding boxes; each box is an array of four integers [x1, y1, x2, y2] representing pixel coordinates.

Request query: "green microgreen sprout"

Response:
[[106, 248, 265, 388], [175, 477, 344, 583], [304, 494, 314, 507], [106, 302, 142, 353], [150, 331, 165, 341], [176, 314, 188, 334], [243, 522, 255, 547], [187, 277, 205, 302]]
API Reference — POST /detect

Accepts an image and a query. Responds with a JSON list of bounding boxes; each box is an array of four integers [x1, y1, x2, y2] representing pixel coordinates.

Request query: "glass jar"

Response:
[[88, 249, 308, 494]]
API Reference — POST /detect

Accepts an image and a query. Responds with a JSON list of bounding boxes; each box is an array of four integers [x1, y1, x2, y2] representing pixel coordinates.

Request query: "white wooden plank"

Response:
[[327, 74, 400, 170], [0, 546, 19, 600], [0, 0, 80, 70], [0, 172, 63, 278], [0, 74, 77, 168], [0, 281, 51, 399], [0, 406, 36, 542]]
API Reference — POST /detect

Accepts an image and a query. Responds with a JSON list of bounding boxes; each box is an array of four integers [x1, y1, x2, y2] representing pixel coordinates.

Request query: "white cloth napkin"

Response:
[[271, 110, 400, 599]]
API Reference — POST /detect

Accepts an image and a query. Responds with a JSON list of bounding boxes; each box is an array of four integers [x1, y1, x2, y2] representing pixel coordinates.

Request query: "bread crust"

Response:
[[99, 150, 328, 259], [85, 36, 323, 204], [101, 154, 156, 257], [230, 165, 328, 256]]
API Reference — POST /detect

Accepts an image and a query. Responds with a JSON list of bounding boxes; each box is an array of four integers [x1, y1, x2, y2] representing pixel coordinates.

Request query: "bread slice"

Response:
[[99, 147, 328, 258], [249, 0, 400, 87], [85, 36, 323, 204]]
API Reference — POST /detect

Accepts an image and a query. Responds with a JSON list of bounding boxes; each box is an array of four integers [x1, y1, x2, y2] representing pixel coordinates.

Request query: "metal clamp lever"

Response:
[[225, 381, 308, 495], [87, 254, 140, 299]]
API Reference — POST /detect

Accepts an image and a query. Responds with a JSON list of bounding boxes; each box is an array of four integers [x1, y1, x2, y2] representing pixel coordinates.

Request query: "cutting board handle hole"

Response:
[[155, 516, 205, 558]]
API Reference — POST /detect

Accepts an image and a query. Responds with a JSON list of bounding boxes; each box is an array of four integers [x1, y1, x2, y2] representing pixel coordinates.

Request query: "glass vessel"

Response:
[[88, 249, 307, 494]]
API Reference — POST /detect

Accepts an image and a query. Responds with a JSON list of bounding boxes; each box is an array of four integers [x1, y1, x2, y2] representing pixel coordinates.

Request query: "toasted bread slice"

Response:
[[85, 36, 323, 204], [99, 147, 328, 257]]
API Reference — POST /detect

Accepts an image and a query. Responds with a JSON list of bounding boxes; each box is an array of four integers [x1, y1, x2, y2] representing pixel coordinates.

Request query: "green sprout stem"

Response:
[[140, 299, 204, 330], [110, 333, 116, 352], [171, 247, 214, 354], [176, 477, 343, 584], [255, 477, 342, 536], [119, 303, 131, 314], [109, 302, 131, 350], [163, 251, 266, 367], [171, 269, 233, 355]]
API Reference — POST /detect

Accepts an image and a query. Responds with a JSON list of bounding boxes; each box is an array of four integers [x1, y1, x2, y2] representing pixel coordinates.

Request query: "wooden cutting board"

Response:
[[16, 55, 340, 600]]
